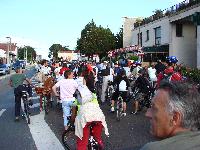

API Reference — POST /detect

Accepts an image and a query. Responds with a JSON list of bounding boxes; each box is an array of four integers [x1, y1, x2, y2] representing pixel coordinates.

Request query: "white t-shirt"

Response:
[[148, 67, 157, 82], [54, 67, 61, 78], [40, 66, 49, 75], [108, 68, 114, 82], [55, 79, 78, 101]]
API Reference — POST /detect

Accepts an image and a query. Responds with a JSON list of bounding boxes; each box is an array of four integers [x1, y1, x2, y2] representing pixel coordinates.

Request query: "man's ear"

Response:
[[172, 111, 182, 127]]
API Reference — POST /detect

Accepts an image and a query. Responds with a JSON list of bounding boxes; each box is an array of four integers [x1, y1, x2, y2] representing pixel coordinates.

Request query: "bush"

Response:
[[181, 66, 200, 83], [128, 55, 139, 61]]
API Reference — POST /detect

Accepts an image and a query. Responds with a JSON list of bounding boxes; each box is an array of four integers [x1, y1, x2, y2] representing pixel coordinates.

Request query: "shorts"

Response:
[[112, 91, 129, 102], [134, 92, 146, 102]]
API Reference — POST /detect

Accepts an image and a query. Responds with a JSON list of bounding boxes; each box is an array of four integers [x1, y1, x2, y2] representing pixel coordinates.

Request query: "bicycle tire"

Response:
[[116, 96, 123, 121], [62, 129, 76, 150], [26, 104, 30, 124], [87, 135, 99, 150], [43, 97, 49, 114]]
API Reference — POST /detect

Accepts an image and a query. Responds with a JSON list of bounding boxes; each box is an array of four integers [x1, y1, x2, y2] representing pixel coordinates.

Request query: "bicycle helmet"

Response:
[[166, 56, 178, 64], [135, 60, 142, 65]]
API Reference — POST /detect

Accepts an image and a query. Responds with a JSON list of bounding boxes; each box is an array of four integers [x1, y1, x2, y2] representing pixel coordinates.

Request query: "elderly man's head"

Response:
[[146, 81, 200, 139]]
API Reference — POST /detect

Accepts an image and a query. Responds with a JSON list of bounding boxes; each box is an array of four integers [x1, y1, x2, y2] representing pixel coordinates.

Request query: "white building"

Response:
[[124, 1, 200, 68]]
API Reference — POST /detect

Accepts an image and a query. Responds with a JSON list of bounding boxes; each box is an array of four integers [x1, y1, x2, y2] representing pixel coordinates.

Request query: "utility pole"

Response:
[[6, 37, 11, 64], [24, 45, 27, 64]]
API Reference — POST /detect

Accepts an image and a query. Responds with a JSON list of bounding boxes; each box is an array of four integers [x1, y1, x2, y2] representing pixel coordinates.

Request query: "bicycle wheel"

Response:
[[88, 137, 99, 150], [116, 96, 123, 121], [62, 129, 76, 150], [25, 103, 30, 124], [43, 97, 49, 114]]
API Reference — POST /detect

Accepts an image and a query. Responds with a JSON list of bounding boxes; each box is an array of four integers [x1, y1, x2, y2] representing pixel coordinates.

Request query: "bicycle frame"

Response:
[[116, 93, 124, 121], [21, 91, 30, 124]]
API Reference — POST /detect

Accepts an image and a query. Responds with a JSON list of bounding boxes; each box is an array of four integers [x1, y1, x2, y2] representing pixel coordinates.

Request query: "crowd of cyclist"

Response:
[[10, 55, 185, 149], [34, 55, 184, 120]]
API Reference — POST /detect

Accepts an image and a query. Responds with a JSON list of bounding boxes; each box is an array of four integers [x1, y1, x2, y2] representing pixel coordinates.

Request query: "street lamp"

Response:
[[6, 37, 11, 64], [24, 45, 27, 64]]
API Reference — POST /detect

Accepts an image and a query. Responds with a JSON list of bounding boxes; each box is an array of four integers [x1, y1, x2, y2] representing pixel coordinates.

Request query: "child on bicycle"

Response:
[[110, 69, 130, 116], [74, 83, 109, 150], [52, 70, 78, 131]]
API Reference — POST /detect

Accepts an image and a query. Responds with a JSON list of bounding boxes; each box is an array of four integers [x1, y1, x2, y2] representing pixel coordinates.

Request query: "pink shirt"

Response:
[[55, 79, 78, 101]]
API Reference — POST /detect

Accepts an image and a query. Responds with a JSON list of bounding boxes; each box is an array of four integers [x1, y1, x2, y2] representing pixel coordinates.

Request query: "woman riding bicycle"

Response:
[[74, 83, 109, 150], [52, 70, 78, 131]]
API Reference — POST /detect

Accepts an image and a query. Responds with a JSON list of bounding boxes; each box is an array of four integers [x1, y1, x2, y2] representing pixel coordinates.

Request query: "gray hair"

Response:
[[159, 81, 200, 130]]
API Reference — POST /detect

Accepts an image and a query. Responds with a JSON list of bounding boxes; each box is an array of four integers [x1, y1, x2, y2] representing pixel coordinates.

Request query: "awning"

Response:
[[142, 44, 169, 53]]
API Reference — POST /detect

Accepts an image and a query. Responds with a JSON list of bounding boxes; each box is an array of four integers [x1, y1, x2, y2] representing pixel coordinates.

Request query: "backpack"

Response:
[[119, 79, 127, 91]]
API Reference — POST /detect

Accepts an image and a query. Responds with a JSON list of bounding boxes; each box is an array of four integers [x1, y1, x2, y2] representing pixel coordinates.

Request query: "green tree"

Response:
[[115, 27, 123, 49], [76, 20, 115, 59], [48, 44, 63, 60], [17, 46, 36, 62]]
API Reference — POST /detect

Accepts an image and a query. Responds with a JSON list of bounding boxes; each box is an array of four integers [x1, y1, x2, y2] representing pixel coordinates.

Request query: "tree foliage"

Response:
[[48, 44, 63, 59], [76, 20, 115, 58], [18, 46, 36, 62], [115, 27, 123, 49]]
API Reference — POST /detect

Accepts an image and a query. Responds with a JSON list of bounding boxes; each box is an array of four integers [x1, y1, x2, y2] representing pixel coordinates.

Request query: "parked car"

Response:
[[12, 60, 26, 70], [0, 64, 10, 75]]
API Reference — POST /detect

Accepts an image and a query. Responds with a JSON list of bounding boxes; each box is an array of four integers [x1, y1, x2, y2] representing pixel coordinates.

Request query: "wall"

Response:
[[197, 25, 200, 69], [170, 23, 197, 67], [123, 17, 136, 47], [58, 52, 73, 61], [131, 17, 170, 47]]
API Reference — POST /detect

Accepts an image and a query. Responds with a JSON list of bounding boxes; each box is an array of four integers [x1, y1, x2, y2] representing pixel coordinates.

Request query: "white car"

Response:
[[0, 64, 10, 75]]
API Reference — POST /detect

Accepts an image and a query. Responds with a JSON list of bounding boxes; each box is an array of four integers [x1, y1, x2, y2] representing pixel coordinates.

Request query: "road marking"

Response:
[[30, 103, 40, 109], [0, 109, 6, 117], [28, 111, 65, 150], [31, 96, 40, 100]]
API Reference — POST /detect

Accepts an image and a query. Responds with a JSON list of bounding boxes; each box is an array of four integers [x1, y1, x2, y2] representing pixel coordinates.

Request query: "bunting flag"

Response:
[[107, 45, 144, 57]]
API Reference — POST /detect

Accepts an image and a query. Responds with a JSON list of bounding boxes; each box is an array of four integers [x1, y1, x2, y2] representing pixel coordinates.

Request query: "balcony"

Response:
[[134, 0, 200, 28]]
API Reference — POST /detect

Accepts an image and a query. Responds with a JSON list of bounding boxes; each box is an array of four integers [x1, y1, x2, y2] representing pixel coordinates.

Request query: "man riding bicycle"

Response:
[[9, 67, 32, 121], [110, 69, 130, 116]]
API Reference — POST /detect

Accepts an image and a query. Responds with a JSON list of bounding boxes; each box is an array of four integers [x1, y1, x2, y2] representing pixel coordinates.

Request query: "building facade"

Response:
[[0, 43, 17, 64], [125, 0, 200, 68]]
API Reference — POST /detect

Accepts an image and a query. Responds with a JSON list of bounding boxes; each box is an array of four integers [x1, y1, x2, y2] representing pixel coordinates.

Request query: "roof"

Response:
[[0, 43, 17, 52]]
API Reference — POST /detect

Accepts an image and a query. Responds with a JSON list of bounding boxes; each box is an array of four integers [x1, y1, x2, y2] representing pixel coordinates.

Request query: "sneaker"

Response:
[[14, 117, 20, 122], [131, 111, 138, 115], [110, 107, 115, 112], [122, 113, 126, 117]]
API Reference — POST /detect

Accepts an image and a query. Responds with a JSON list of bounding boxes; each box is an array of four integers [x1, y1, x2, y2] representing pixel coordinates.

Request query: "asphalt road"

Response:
[[0, 67, 155, 150]]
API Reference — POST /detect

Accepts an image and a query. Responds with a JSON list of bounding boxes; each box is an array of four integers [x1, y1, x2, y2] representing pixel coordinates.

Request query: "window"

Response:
[[140, 32, 143, 47], [154, 27, 161, 45], [137, 33, 139, 45], [176, 24, 183, 37], [146, 30, 149, 41]]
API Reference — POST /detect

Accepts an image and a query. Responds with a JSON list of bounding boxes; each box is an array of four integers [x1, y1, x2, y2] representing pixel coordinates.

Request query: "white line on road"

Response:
[[29, 111, 65, 150], [29, 103, 40, 109], [0, 109, 6, 117], [31, 96, 40, 100]]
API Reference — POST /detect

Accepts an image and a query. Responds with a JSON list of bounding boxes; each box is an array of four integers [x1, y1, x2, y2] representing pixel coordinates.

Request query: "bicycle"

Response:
[[21, 90, 31, 124], [62, 121, 113, 150], [116, 91, 124, 121], [106, 81, 114, 105]]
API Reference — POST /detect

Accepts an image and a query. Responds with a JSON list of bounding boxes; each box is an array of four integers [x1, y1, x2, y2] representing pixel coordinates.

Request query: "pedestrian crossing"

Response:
[[0, 109, 6, 117], [27, 78, 65, 150]]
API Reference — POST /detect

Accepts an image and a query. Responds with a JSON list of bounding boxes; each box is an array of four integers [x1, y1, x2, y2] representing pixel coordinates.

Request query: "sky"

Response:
[[0, 0, 183, 59]]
